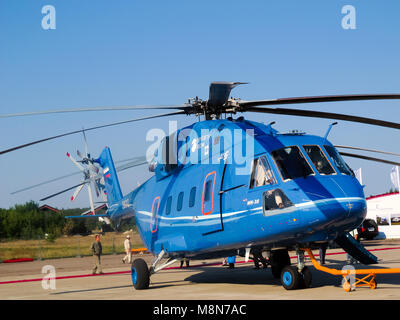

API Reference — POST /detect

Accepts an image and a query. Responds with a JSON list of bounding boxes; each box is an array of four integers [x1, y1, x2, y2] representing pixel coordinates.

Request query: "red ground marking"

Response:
[[1, 246, 400, 285], [2, 258, 34, 263]]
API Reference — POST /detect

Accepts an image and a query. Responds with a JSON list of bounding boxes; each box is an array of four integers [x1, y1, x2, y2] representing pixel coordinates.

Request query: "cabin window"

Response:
[[189, 187, 196, 207], [303, 145, 335, 175], [177, 192, 184, 211], [263, 189, 294, 215], [249, 156, 277, 189], [151, 197, 160, 233], [204, 180, 212, 202], [202, 171, 216, 215], [165, 196, 172, 215], [271, 146, 314, 180], [323, 145, 354, 176]]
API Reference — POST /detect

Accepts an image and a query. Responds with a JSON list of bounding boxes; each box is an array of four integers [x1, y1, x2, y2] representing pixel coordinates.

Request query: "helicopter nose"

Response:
[[299, 175, 366, 227], [329, 175, 366, 216], [327, 175, 367, 230], [344, 196, 367, 224]]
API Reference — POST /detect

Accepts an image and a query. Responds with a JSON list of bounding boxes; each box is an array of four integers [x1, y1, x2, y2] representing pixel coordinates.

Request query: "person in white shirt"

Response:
[[122, 235, 132, 264]]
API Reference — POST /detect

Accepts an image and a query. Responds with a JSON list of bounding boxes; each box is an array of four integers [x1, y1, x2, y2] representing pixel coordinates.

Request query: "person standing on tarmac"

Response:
[[91, 234, 103, 274], [122, 235, 132, 264], [251, 248, 268, 269], [319, 243, 328, 265]]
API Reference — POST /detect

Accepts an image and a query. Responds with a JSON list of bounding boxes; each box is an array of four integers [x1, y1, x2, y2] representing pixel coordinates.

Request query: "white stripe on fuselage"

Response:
[[136, 197, 365, 222]]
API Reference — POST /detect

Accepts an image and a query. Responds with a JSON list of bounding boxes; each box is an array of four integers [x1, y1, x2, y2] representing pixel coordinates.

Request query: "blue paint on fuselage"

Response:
[[106, 118, 366, 258]]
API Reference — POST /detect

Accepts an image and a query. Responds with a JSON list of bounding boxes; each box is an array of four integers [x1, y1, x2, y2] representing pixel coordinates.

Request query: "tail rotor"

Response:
[[67, 131, 103, 214]]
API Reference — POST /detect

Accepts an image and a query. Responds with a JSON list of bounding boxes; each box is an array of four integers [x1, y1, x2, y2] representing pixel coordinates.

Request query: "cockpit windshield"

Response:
[[323, 145, 354, 176], [249, 156, 277, 189], [271, 146, 314, 180], [303, 145, 335, 175]]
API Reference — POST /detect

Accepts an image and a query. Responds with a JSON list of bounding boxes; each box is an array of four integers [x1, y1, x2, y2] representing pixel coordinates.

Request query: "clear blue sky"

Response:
[[1, 0, 400, 209]]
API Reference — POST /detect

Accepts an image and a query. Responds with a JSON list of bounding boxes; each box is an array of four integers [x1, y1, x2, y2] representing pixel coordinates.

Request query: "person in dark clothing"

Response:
[[319, 243, 328, 265], [180, 258, 190, 268], [252, 248, 268, 269], [90, 234, 103, 274], [227, 255, 236, 269]]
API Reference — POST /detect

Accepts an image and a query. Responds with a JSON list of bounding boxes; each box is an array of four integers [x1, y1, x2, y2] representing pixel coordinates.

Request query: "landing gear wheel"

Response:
[[343, 280, 352, 292], [131, 258, 150, 290], [271, 249, 291, 278], [280, 266, 301, 290], [369, 279, 377, 290], [300, 266, 312, 288]]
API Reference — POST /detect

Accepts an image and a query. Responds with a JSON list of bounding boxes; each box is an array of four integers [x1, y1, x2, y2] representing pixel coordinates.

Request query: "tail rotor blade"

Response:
[[77, 150, 84, 159], [71, 184, 85, 202], [67, 152, 84, 171], [93, 180, 100, 198], [87, 183, 95, 215], [88, 163, 99, 174]]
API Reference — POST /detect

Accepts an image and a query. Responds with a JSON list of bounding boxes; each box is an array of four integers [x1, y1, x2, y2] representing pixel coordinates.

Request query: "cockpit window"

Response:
[[263, 189, 294, 215], [249, 156, 277, 189], [271, 146, 314, 180], [303, 145, 335, 175], [324, 145, 354, 176]]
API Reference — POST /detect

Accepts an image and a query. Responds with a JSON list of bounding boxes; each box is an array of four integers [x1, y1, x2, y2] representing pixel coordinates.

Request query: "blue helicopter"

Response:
[[3, 82, 400, 290]]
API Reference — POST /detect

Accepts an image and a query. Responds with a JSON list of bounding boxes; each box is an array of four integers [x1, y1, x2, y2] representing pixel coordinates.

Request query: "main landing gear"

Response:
[[131, 250, 178, 290], [270, 248, 312, 290], [131, 248, 313, 291]]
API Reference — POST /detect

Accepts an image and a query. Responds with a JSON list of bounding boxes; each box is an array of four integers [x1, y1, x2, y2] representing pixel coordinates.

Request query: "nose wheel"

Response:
[[281, 266, 301, 290], [280, 265, 312, 290], [280, 248, 312, 290]]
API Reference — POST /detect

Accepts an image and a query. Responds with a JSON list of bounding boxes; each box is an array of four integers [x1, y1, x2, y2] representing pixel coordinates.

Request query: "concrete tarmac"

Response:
[[1, 240, 400, 300]]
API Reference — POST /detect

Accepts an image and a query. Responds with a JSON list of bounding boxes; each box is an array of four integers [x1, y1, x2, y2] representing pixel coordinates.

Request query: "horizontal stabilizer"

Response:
[[335, 232, 378, 265], [65, 214, 108, 219], [65, 204, 108, 219]]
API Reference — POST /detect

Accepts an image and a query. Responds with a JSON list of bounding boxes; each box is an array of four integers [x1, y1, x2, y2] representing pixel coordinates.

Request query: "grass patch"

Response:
[[0, 231, 144, 261]]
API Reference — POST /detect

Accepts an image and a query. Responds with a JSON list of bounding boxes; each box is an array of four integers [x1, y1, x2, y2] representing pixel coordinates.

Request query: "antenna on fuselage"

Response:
[[266, 121, 277, 136], [268, 121, 276, 127], [323, 122, 338, 142]]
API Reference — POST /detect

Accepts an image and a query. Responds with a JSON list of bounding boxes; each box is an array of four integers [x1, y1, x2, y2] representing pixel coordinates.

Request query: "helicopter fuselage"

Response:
[[108, 118, 366, 259]]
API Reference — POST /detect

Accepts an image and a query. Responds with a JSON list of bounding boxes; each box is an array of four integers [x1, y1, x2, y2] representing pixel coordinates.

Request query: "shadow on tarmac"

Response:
[[184, 261, 400, 290]]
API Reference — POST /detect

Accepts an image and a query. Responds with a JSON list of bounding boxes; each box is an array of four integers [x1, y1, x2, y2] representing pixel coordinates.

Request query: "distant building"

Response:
[[366, 192, 400, 239], [39, 204, 60, 213]]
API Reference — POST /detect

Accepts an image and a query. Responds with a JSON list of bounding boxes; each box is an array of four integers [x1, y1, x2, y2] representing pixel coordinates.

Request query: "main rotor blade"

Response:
[[208, 82, 247, 107], [82, 130, 89, 158], [239, 94, 400, 108], [115, 155, 147, 164], [11, 156, 148, 195], [0, 105, 189, 119], [116, 159, 147, 172], [11, 170, 81, 195], [335, 145, 400, 157], [0, 110, 186, 155], [245, 107, 400, 130], [339, 152, 400, 166], [39, 182, 86, 201]]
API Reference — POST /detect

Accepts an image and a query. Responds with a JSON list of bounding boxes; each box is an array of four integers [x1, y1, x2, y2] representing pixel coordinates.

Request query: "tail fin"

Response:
[[95, 147, 123, 204]]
